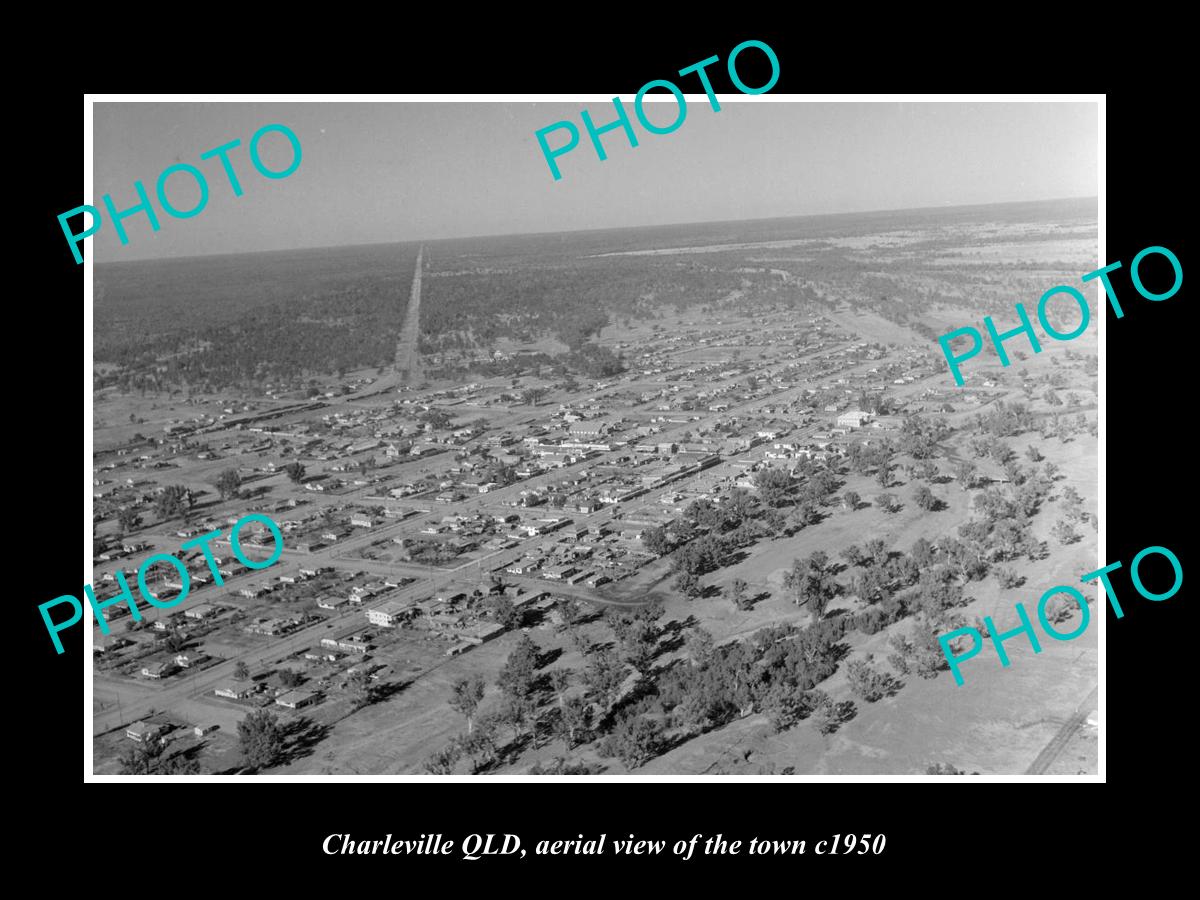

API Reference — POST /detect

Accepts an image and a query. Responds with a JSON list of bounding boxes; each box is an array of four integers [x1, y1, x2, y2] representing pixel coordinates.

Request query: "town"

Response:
[[90, 197, 1099, 776]]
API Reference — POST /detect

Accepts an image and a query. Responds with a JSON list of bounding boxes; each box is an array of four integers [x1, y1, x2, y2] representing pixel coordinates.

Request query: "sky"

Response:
[[90, 100, 1099, 262]]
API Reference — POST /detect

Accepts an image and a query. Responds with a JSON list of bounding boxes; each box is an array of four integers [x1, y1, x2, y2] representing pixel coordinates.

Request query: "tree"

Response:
[[842, 490, 860, 512], [684, 627, 715, 668], [845, 658, 898, 703], [119, 740, 201, 775], [118, 738, 164, 775], [992, 563, 1024, 588], [549, 668, 571, 705], [423, 742, 462, 775], [460, 718, 499, 771], [876, 464, 894, 488], [876, 492, 900, 513], [1043, 594, 1078, 625], [487, 595, 522, 630], [164, 630, 188, 653], [954, 461, 977, 491], [673, 570, 703, 599], [911, 459, 940, 483], [155, 485, 194, 520], [237, 709, 285, 770], [521, 387, 548, 406], [284, 462, 306, 483], [279, 669, 304, 688], [791, 501, 820, 529], [926, 762, 977, 775], [599, 715, 663, 769], [753, 467, 793, 507], [583, 648, 627, 714], [1025, 445, 1043, 462], [557, 598, 586, 631], [783, 551, 840, 618], [216, 469, 242, 501], [233, 661, 251, 681], [913, 484, 937, 511], [347, 669, 377, 709], [887, 617, 949, 679], [840, 544, 865, 568], [117, 507, 142, 534], [730, 578, 749, 610], [450, 674, 486, 734], [556, 696, 592, 748], [498, 635, 541, 704], [810, 695, 856, 735], [1051, 519, 1080, 545], [641, 526, 670, 556]]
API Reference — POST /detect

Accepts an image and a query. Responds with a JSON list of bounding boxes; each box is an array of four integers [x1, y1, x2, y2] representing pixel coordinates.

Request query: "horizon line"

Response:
[[95, 194, 1099, 268]]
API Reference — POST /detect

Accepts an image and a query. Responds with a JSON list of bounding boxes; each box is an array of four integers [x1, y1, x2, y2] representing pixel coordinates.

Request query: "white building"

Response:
[[366, 596, 413, 628], [837, 410, 872, 428]]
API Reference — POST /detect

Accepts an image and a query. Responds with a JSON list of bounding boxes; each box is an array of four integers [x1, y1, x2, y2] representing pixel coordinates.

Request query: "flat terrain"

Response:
[[91, 198, 1099, 776]]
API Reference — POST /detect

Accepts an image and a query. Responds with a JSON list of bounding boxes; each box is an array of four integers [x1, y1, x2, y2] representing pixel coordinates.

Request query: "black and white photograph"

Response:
[[81, 97, 1103, 779]]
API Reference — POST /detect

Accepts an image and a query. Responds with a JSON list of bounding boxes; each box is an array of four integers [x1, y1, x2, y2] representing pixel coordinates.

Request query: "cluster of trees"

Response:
[[99, 278, 405, 393], [898, 415, 950, 459], [887, 617, 950, 679], [216, 469, 242, 500], [845, 657, 903, 702], [118, 739, 200, 775], [783, 551, 841, 618], [652, 469, 846, 599], [401, 538, 463, 566], [154, 484, 196, 521], [418, 260, 753, 352], [839, 539, 920, 608], [655, 618, 854, 739], [564, 343, 626, 378], [973, 401, 1036, 438], [238, 709, 285, 771]]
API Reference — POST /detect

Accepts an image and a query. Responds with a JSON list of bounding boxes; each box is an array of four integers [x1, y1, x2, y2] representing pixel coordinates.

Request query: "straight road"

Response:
[[395, 245, 424, 383]]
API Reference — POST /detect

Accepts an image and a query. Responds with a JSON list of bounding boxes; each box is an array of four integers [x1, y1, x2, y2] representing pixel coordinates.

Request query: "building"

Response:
[[126, 721, 162, 743], [214, 683, 257, 700], [316, 595, 350, 611], [141, 661, 179, 680], [366, 596, 413, 628], [275, 690, 319, 710], [837, 410, 872, 428]]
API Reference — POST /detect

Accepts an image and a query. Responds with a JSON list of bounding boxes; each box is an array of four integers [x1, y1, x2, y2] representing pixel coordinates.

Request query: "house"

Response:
[[193, 724, 220, 737], [126, 721, 162, 743], [214, 682, 258, 700], [316, 596, 350, 611], [275, 690, 319, 710], [366, 596, 413, 628], [141, 661, 179, 680], [350, 512, 377, 528], [174, 651, 207, 668], [184, 603, 218, 620], [95, 637, 132, 654]]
